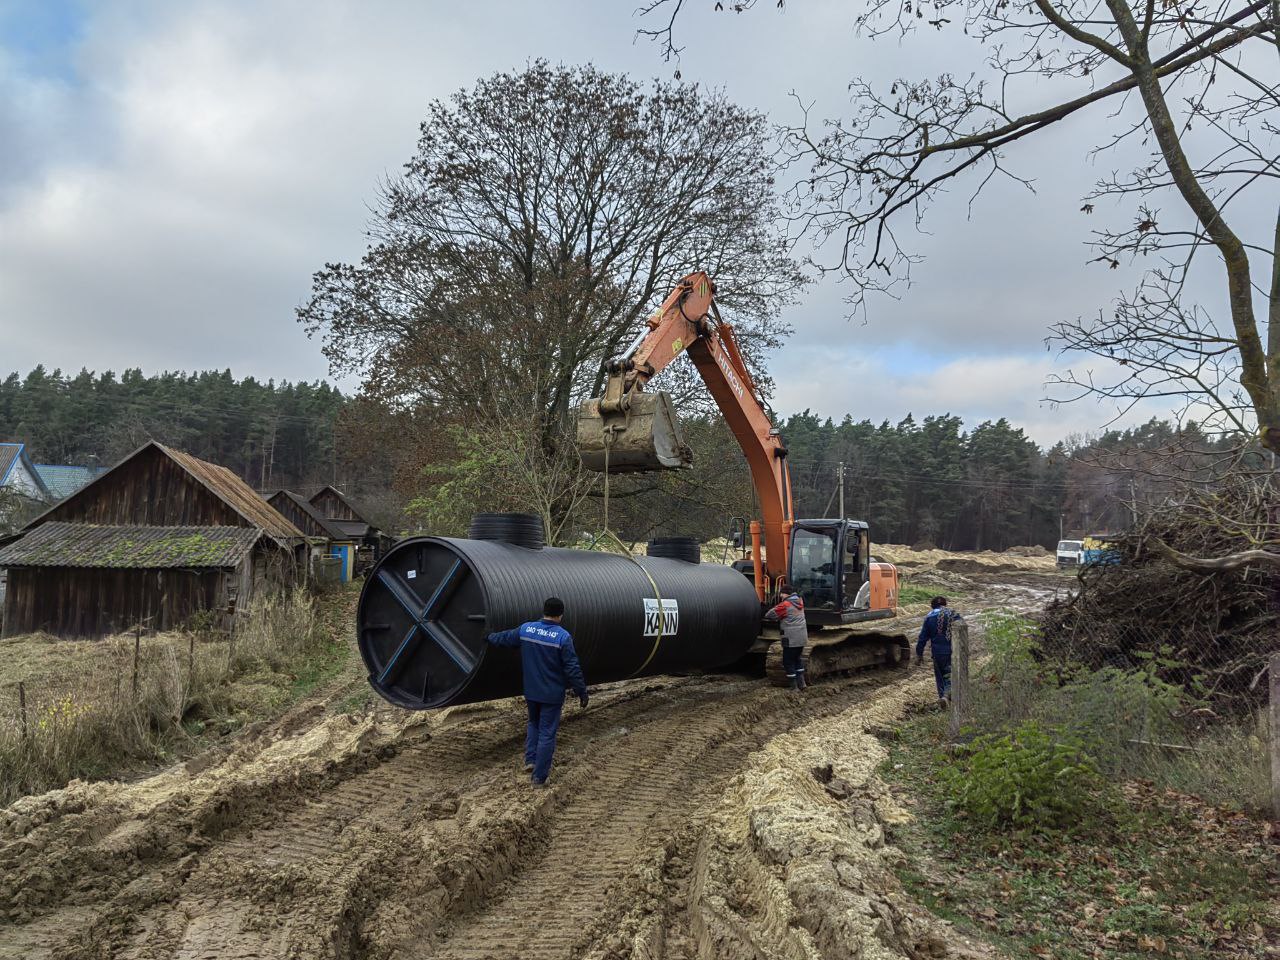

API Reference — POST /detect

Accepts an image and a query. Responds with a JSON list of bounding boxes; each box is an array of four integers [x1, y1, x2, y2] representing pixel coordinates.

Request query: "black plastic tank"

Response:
[[467, 512, 545, 549], [357, 535, 761, 709], [646, 537, 702, 564]]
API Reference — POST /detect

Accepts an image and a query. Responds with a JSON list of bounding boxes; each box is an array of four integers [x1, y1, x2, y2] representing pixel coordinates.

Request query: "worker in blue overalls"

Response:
[[486, 597, 589, 787], [915, 596, 961, 707]]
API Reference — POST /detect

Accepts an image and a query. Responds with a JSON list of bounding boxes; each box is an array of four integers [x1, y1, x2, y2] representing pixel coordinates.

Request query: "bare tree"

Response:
[[638, 0, 1279, 455], [300, 62, 807, 531]]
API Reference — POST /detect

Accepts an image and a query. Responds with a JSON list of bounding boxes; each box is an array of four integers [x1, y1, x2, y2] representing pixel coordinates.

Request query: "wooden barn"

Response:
[[265, 489, 356, 584], [0, 442, 305, 638], [308, 485, 391, 578]]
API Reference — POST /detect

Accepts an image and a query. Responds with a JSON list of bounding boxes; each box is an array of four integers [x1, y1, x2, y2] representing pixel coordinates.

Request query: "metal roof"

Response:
[[32, 464, 107, 500], [0, 443, 51, 498], [0, 522, 262, 569], [0, 444, 17, 485], [158, 444, 304, 542], [331, 518, 371, 539]]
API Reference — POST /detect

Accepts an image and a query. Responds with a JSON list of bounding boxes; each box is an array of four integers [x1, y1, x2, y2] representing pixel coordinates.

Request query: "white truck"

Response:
[[1056, 539, 1084, 568]]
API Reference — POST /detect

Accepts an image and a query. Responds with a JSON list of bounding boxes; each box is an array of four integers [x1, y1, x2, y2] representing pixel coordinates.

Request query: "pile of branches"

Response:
[[1040, 475, 1278, 710]]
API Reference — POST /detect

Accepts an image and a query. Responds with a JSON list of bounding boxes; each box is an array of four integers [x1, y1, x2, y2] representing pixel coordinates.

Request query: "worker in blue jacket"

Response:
[[486, 597, 588, 787], [915, 596, 960, 706]]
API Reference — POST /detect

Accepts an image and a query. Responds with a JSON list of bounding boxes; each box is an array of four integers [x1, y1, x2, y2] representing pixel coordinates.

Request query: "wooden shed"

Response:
[[265, 489, 357, 583], [0, 442, 305, 638], [308, 485, 391, 577]]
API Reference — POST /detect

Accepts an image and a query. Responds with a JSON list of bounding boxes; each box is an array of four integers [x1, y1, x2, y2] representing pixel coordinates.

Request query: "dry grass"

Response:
[[0, 589, 350, 804]]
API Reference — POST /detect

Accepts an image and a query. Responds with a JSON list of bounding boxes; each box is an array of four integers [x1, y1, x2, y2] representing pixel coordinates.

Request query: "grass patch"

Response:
[[899, 583, 968, 606], [0, 586, 360, 803], [970, 612, 1272, 814], [881, 711, 1279, 959]]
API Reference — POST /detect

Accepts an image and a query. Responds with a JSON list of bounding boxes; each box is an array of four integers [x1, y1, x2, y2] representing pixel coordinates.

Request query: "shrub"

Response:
[[941, 720, 1103, 830]]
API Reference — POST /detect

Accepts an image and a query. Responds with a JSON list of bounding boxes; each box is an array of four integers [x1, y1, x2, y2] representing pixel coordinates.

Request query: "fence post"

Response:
[[1270, 652, 1279, 821], [18, 680, 27, 742], [948, 619, 970, 741], [188, 631, 196, 687], [132, 624, 141, 696]]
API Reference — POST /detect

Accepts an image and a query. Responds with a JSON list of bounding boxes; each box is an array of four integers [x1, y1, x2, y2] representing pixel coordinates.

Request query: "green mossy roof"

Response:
[[0, 523, 262, 569]]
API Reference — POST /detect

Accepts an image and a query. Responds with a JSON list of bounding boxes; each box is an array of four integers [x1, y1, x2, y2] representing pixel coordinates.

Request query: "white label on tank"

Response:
[[643, 598, 679, 637], [406, 570, 417, 579]]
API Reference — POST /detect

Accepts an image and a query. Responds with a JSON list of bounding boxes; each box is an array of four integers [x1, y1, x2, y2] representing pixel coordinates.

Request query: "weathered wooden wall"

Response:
[[267, 493, 329, 540], [1, 566, 228, 638], [311, 488, 359, 522], [41, 447, 244, 528]]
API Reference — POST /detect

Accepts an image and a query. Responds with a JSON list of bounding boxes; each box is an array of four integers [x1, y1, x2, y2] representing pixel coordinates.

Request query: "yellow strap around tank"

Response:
[[596, 439, 665, 678]]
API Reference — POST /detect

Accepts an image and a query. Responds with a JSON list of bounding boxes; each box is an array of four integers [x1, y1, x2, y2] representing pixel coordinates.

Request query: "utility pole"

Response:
[[837, 461, 845, 520]]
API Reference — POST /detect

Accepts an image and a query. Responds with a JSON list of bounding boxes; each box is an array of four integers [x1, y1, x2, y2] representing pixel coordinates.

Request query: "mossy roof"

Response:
[[0, 522, 262, 569]]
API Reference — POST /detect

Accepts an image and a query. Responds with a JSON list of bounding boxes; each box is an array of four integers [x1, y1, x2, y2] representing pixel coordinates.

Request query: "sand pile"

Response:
[[686, 676, 995, 960], [875, 544, 1056, 575]]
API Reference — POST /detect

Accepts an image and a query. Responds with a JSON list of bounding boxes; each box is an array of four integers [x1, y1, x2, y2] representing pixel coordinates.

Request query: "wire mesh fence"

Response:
[[962, 611, 1275, 813]]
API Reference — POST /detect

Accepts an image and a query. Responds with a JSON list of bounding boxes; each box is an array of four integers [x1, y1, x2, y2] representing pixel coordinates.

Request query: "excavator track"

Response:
[[766, 625, 911, 686]]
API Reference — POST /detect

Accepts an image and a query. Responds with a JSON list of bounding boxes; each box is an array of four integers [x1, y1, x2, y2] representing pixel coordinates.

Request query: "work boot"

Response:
[[789, 675, 801, 692], [796, 671, 808, 691], [523, 762, 534, 773], [531, 778, 550, 790]]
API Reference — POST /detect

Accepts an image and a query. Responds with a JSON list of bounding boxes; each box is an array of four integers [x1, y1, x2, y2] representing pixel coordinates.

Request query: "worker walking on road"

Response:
[[487, 597, 589, 787], [915, 596, 961, 707], [766, 590, 808, 691]]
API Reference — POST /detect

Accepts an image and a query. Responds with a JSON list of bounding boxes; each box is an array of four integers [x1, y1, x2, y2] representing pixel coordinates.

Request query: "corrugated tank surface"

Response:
[[357, 536, 761, 710]]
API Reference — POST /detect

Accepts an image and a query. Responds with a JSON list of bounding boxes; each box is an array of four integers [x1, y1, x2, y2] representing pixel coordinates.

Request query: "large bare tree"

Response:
[[299, 62, 806, 530], [639, 0, 1278, 455]]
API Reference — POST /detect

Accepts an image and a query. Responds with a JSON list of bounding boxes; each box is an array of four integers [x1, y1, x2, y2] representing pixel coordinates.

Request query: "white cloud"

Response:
[[0, 0, 1242, 446], [769, 344, 1163, 445]]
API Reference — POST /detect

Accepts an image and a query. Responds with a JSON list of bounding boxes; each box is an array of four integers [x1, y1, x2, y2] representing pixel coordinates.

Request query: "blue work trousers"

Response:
[[932, 654, 952, 700], [524, 699, 564, 784]]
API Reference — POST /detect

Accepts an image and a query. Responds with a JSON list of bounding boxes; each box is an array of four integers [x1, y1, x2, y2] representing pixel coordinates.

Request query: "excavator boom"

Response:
[[577, 272, 793, 596], [578, 271, 908, 683]]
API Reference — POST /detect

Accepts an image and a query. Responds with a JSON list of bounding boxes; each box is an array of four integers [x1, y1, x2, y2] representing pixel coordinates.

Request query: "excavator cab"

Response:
[[577, 390, 693, 473], [789, 520, 894, 627]]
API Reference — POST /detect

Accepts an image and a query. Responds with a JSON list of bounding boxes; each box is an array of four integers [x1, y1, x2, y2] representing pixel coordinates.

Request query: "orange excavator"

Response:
[[577, 272, 909, 682]]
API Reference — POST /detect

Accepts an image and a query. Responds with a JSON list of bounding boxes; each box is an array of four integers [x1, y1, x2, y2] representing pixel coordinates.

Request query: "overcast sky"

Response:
[[0, 0, 1200, 445]]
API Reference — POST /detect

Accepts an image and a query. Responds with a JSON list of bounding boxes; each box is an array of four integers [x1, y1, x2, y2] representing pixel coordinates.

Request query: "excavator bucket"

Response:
[[577, 391, 693, 473]]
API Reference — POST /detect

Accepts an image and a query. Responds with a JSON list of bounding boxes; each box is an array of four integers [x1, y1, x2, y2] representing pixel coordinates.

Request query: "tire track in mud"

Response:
[[14, 682, 706, 959], [0, 670, 910, 960], [390, 671, 903, 960]]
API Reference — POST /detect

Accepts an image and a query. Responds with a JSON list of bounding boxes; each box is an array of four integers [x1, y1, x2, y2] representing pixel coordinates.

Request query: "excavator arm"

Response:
[[578, 272, 794, 599]]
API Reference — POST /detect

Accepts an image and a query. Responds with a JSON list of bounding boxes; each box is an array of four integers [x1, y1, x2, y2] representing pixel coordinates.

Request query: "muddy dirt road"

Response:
[[0, 577, 1055, 960]]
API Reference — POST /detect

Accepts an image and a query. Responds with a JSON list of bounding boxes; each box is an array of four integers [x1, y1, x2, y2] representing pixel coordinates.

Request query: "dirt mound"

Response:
[[1, 670, 926, 960], [875, 544, 1055, 574], [1003, 545, 1048, 558], [684, 676, 995, 960]]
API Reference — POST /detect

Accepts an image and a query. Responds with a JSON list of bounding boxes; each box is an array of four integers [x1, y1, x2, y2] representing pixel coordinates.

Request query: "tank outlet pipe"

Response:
[[357, 536, 762, 710]]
